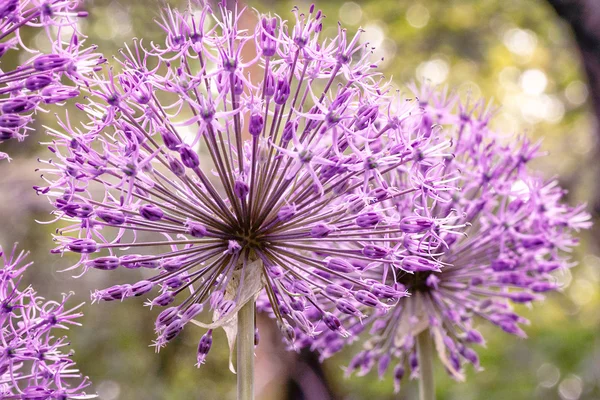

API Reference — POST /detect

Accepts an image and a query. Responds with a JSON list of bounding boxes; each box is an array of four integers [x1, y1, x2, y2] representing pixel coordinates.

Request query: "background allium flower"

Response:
[[36, 2, 453, 365], [0, 244, 94, 399], [0, 0, 103, 161], [308, 85, 591, 392]]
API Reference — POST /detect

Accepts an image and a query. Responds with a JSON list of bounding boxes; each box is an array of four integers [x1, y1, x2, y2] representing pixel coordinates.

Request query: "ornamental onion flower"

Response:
[[0, 0, 103, 161], [36, 2, 454, 365], [308, 85, 591, 392], [0, 244, 94, 399]]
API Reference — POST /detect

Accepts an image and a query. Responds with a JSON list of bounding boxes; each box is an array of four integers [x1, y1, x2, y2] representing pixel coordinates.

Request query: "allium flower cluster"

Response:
[[0, 0, 103, 161], [0, 244, 94, 399], [36, 2, 454, 365], [308, 86, 591, 392]]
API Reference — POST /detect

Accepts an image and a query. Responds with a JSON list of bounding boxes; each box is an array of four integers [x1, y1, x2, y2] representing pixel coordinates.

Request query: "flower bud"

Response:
[[0, 0, 18, 19], [67, 239, 97, 254], [249, 113, 264, 136], [508, 292, 537, 303], [529, 281, 557, 293], [209, 291, 224, 309], [537, 262, 560, 273], [161, 128, 180, 150], [196, 330, 213, 366], [163, 319, 183, 342], [378, 353, 391, 379], [182, 303, 204, 321], [520, 236, 546, 250], [33, 54, 69, 71], [25, 75, 53, 91], [291, 310, 314, 335], [346, 195, 367, 214], [292, 280, 312, 297], [310, 223, 333, 238], [274, 78, 290, 105], [2, 98, 37, 114], [87, 256, 120, 271], [42, 86, 80, 103], [354, 290, 381, 308], [217, 300, 236, 316], [226, 240, 242, 254], [234, 179, 249, 198], [233, 75, 244, 95], [152, 291, 175, 307], [0, 114, 25, 129], [156, 307, 180, 329], [399, 216, 434, 233], [368, 187, 388, 203], [393, 364, 405, 393], [165, 272, 189, 288], [326, 258, 355, 274], [361, 244, 389, 259], [140, 204, 164, 221], [162, 258, 183, 272], [461, 346, 480, 368], [277, 204, 296, 222], [120, 254, 142, 269], [259, 17, 277, 57], [325, 284, 348, 298], [426, 274, 440, 289], [401, 256, 440, 272], [491, 257, 516, 272], [185, 220, 207, 238], [465, 329, 485, 345], [355, 212, 381, 228], [354, 104, 378, 131], [169, 156, 186, 177], [370, 283, 405, 300], [264, 71, 276, 96], [335, 299, 363, 317], [97, 284, 130, 301], [498, 319, 526, 337], [281, 120, 297, 144], [129, 280, 154, 296], [179, 145, 200, 168], [322, 312, 344, 333]]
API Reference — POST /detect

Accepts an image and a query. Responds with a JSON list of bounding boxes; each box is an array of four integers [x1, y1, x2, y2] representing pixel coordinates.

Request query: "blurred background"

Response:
[[1, 0, 599, 399]]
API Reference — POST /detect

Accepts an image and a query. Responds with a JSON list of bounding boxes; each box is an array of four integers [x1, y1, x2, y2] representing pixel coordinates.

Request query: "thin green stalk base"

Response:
[[417, 330, 435, 400], [237, 300, 255, 400]]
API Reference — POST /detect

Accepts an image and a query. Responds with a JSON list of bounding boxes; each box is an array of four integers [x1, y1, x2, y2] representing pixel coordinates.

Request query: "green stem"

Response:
[[237, 300, 255, 400], [417, 330, 435, 400]]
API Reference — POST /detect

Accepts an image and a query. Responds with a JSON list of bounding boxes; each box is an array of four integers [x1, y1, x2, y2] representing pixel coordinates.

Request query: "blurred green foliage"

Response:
[[1, 0, 598, 399]]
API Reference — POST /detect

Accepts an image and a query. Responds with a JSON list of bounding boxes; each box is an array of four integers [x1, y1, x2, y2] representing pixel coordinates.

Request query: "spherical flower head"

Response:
[[0, 244, 95, 399], [0, 0, 103, 160], [37, 2, 453, 366], [311, 84, 591, 390]]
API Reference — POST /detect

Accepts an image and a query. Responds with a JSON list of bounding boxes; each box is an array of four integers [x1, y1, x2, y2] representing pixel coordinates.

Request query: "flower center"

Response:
[[395, 270, 435, 292]]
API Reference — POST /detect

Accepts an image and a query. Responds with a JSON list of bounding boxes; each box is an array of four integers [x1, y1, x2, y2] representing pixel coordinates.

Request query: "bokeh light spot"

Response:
[[406, 4, 430, 29], [558, 375, 583, 400], [339, 2, 363, 26], [503, 28, 538, 57]]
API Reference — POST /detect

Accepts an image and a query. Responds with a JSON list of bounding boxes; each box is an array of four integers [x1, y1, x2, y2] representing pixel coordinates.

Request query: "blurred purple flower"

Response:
[[0, 244, 94, 399], [309, 85, 591, 391], [0, 0, 104, 160], [35, 2, 454, 366]]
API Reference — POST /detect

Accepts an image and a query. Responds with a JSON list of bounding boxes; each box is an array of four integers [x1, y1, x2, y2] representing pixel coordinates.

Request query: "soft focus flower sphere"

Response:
[[0, 0, 103, 161], [36, 1, 454, 365], [0, 244, 94, 399], [307, 85, 591, 392]]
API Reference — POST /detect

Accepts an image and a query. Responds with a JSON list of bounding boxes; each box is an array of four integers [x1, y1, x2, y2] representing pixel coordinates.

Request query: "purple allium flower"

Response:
[[311, 85, 591, 391], [0, 0, 103, 160], [0, 244, 94, 399], [36, 2, 454, 364]]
